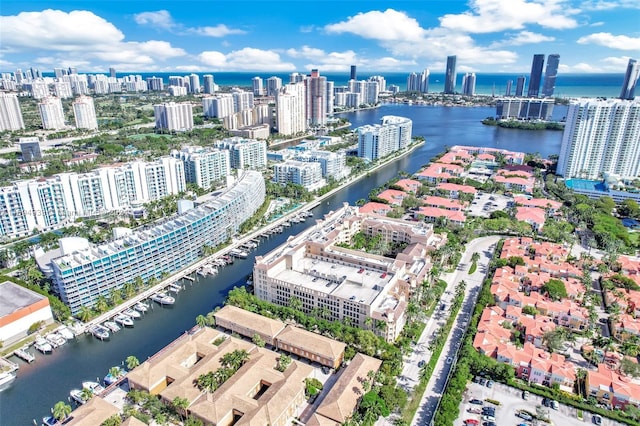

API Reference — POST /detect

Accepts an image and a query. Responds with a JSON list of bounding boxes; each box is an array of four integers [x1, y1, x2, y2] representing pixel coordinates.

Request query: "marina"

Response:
[[13, 347, 35, 363]]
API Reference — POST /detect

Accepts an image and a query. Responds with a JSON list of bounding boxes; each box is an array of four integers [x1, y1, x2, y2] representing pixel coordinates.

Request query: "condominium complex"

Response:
[[541, 54, 560, 97], [0, 157, 186, 238], [407, 69, 429, 93], [293, 150, 349, 180], [253, 204, 446, 341], [462, 72, 476, 96], [620, 58, 639, 100], [19, 137, 42, 162], [557, 98, 640, 180], [304, 69, 327, 127], [38, 96, 66, 130], [276, 82, 306, 135], [528, 54, 545, 98], [357, 115, 412, 161], [41, 171, 264, 314], [202, 94, 235, 119], [273, 160, 324, 191], [213, 137, 267, 170], [0, 92, 25, 131], [444, 55, 457, 94], [72, 95, 98, 130], [266, 76, 282, 97], [202, 74, 215, 94], [171, 147, 230, 189], [496, 98, 555, 120], [154, 102, 193, 131]]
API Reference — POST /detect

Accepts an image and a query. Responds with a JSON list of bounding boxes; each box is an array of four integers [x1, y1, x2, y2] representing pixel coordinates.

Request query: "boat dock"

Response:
[[0, 357, 19, 374], [13, 347, 35, 363]]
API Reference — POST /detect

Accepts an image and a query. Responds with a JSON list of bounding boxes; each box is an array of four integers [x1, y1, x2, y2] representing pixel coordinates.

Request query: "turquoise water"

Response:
[[565, 179, 608, 191]]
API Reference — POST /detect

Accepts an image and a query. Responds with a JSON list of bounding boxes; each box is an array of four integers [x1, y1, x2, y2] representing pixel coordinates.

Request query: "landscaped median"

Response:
[[401, 280, 467, 424]]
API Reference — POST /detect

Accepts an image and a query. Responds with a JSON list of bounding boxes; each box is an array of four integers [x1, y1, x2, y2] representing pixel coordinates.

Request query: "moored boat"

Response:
[[169, 283, 183, 292], [88, 325, 110, 340], [34, 336, 53, 354], [45, 333, 66, 348], [134, 301, 149, 313], [122, 308, 141, 319], [103, 366, 126, 386], [69, 389, 87, 404], [229, 248, 248, 259], [0, 371, 16, 387], [42, 416, 58, 426], [57, 327, 75, 340], [113, 314, 134, 327], [150, 292, 175, 305], [82, 380, 105, 394], [103, 321, 121, 333]]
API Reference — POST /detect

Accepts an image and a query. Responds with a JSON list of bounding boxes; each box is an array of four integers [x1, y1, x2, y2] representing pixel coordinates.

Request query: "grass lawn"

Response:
[[128, 133, 173, 140]]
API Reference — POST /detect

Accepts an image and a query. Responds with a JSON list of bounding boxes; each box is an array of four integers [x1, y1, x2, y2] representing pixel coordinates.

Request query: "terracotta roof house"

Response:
[[359, 202, 393, 216]]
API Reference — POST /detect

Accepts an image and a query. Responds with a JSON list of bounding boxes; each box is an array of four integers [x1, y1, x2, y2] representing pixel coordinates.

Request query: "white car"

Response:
[[481, 415, 496, 422]]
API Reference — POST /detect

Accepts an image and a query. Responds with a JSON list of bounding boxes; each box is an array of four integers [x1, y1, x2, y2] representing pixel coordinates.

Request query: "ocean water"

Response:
[[119, 71, 624, 98]]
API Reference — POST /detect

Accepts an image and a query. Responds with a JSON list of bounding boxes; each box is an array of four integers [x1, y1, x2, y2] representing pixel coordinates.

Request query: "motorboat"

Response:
[[88, 325, 110, 340], [34, 336, 53, 354], [122, 308, 141, 319], [229, 248, 248, 259], [42, 416, 58, 426], [45, 333, 66, 348], [150, 292, 175, 305], [103, 366, 126, 386], [57, 327, 75, 340], [14, 347, 35, 363], [69, 389, 88, 405], [114, 314, 134, 327], [0, 371, 16, 387], [134, 301, 149, 313], [103, 321, 121, 333], [169, 283, 183, 293], [82, 380, 105, 394]]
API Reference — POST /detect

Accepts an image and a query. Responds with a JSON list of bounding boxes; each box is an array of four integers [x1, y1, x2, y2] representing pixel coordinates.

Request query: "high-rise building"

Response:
[[541, 54, 560, 97], [407, 69, 429, 93], [276, 82, 306, 135], [266, 76, 282, 97], [252, 77, 264, 97], [202, 95, 235, 118], [289, 72, 305, 84], [0, 92, 25, 131], [53, 81, 73, 99], [505, 80, 513, 97], [527, 54, 545, 97], [326, 80, 334, 114], [496, 98, 555, 120], [154, 102, 194, 131], [172, 147, 230, 189], [146, 76, 164, 91], [620, 58, 640, 100], [350, 65, 357, 81], [444, 56, 457, 94], [203, 74, 215, 94], [557, 98, 640, 180], [231, 89, 254, 112], [357, 116, 412, 161], [273, 160, 324, 191], [214, 137, 267, 170], [188, 74, 200, 94], [54, 68, 65, 79], [20, 137, 42, 162], [109, 67, 116, 78], [462, 73, 476, 96], [515, 76, 526, 97], [72, 96, 98, 130], [304, 69, 327, 127], [38, 97, 66, 130]]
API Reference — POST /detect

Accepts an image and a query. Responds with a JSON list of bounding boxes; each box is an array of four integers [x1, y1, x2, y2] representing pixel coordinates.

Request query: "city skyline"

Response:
[[1, 1, 638, 74]]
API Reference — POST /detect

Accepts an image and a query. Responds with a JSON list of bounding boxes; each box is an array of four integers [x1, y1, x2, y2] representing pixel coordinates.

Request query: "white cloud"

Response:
[[601, 55, 634, 68], [439, 0, 578, 33], [325, 9, 426, 42], [0, 9, 185, 69], [134, 9, 244, 37], [580, 0, 640, 10], [590, 21, 605, 26], [0, 9, 125, 51], [577, 32, 640, 50], [508, 31, 556, 45], [571, 62, 601, 72], [198, 48, 296, 71], [190, 24, 246, 37], [299, 25, 316, 33], [285, 46, 416, 72], [133, 10, 175, 29]]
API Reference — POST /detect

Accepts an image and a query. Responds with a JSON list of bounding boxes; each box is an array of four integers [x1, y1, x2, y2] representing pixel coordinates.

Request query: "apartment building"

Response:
[[40, 171, 264, 314], [214, 137, 267, 170]]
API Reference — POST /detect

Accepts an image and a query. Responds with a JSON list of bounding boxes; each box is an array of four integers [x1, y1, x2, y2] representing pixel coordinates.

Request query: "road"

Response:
[[409, 236, 500, 426]]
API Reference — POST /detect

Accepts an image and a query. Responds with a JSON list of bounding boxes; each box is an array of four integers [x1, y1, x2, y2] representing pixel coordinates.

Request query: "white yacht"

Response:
[[114, 314, 134, 327], [122, 308, 141, 319], [69, 389, 87, 405], [0, 371, 16, 387], [134, 301, 149, 313], [151, 292, 175, 305], [89, 325, 110, 340], [45, 333, 66, 348], [34, 336, 53, 354], [82, 380, 105, 394], [57, 327, 75, 340], [103, 321, 121, 333]]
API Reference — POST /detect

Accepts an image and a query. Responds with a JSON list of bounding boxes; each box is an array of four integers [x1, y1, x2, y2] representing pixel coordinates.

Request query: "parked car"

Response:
[[464, 420, 479, 425], [467, 407, 482, 414], [522, 390, 529, 400], [482, 407, 495, 413], [418, 360, 426, 368], [481, 415, 496, 422], [482, 423, 496, 426], [550, 400, 559, 410], [592, 415, 602, 425], [486, 380, 494, 388], [479, 378, 486, 386], [517, 412, 533, 421], [542, 397, 549, 407], [473, 376, 481, 383], [469, 398, 484, 405]]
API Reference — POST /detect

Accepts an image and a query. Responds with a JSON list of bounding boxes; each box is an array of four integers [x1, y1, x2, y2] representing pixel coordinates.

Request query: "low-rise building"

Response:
[[0, 281, 54, 346], [214, 305, 285, 347], [275, 325, 346, 369]]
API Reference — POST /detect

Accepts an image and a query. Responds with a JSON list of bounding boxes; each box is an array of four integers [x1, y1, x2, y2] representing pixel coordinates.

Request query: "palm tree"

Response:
[[126, 355, 140, 370], [289, 296, 303, 312], [52, 401, 72, 421], [95, 295, 109, 313], [110, 288, 123, 306], [80, 387, 94, 402], [575, 368, 588, 398], [172, 396, 189, 422], [195, 315, 207, 328], [109, 366, 123, 380], [77, 305, 92, 322], [471, 252, 481, 263]]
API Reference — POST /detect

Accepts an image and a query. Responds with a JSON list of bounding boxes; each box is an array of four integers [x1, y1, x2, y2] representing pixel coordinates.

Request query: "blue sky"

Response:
[[1, 0, 638, 74]]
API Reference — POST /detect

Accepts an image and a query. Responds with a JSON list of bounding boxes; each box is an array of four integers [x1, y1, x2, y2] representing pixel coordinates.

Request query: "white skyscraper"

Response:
[[462, 73, 476, 96], [202, 95, 235, 118], [154, 102, 193, 131], [557, 98, 640, 180], [304, 69, 327, 127], [357, 116, 413, 161], [53, 81, 73, 99], [276, 82, 306, 135], [202, 74, 215, 94], [252, 77, 264, 96], [214, 137, 267, 170], [172, 147, 230, 189], [0, 92, 25, 131], [188, 74, 200, 94], [73, 96, 98, 130], [38, 97, 66, 130], [266, 76, 282, 97]]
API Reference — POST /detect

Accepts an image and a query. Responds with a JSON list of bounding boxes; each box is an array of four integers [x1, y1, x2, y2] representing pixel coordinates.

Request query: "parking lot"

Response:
[[455, 381, 623, 426], [467, 192, 513, 218]]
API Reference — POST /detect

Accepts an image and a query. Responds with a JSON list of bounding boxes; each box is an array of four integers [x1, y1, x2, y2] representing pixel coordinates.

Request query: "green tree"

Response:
[[172, 396, 190, 422], [620, 357, 640, 378], [276, 354, 292, 372], [126, 355, 140, 370], [619, 199, 640, 218], [95, 294, 109, 313], [52, 401, 72, 421], [252, 333, 266, 347], [77, 305, 92, 322], [541, 279, 568, 301], [195, 314, 207, 328], [101, 414, 122, 426], [542, 328, 565, 353]]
